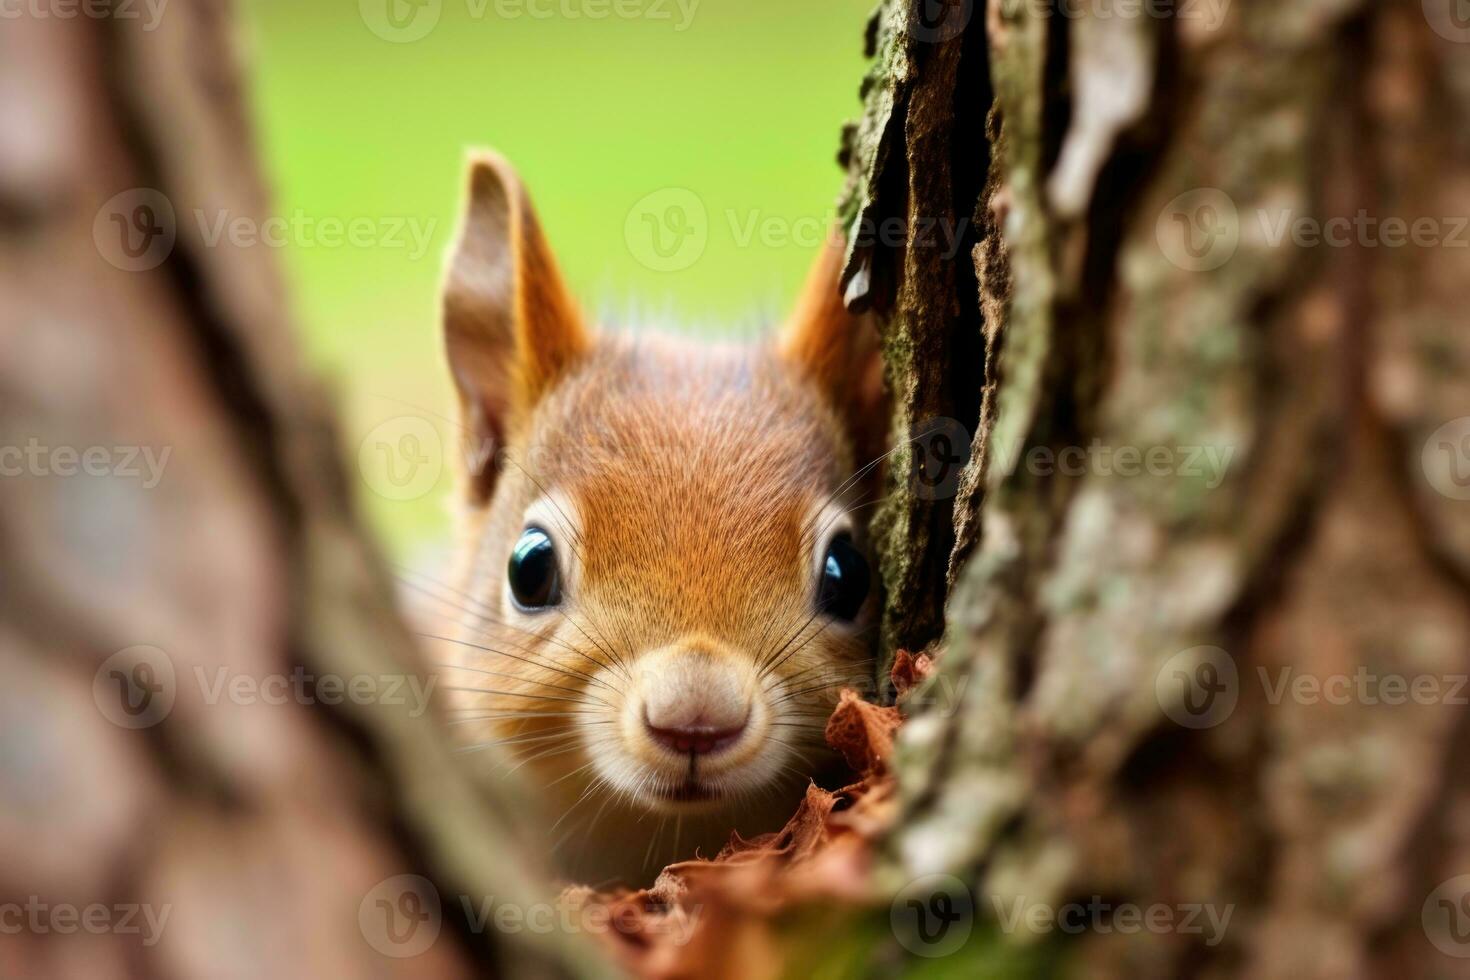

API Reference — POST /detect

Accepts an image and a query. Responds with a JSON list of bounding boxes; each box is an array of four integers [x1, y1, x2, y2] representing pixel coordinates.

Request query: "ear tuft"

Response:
[[780, 234, 887, 460], [442, 151, 588, 504]]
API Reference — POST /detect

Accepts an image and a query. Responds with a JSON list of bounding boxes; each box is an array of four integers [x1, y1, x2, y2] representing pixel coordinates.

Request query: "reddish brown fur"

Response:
[[435, 153, 884, 885]]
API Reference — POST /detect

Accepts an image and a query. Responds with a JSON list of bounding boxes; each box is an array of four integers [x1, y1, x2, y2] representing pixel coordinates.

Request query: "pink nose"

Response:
[[644, 715, 747, 756], [638, 648, 752, 756]]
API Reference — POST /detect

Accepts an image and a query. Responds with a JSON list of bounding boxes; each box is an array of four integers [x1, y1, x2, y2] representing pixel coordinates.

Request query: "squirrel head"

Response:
[[436, 151, 886, 882]]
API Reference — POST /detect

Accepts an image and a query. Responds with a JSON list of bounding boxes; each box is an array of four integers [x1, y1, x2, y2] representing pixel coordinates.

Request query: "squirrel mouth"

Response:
[[651, 779, 719, 805]]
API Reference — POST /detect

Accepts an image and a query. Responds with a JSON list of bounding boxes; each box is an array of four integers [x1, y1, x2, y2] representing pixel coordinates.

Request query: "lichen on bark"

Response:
[[846, 0, 1470, 976]]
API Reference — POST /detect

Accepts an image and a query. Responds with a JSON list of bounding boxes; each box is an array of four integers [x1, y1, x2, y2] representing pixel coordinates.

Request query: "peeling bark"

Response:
[[847, 0, 1470, 976], [6, 0, 1469, 977]]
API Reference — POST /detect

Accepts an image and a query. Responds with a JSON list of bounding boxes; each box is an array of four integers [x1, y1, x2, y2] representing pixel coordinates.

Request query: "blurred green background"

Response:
[[240, 0, 872, 561]]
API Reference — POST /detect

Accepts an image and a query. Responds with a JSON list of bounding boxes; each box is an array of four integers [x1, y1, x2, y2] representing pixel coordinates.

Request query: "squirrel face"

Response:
[[435, 152, 885, 884]]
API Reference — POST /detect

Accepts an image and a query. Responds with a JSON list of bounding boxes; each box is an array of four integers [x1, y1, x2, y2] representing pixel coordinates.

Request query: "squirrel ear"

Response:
[[442, 150, 588, 504], [780, 235, 888, 461]]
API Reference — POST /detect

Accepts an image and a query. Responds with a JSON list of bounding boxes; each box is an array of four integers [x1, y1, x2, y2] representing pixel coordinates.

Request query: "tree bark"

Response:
[[0, 3, 599, 977], [6, 0, 1470, 977], [846, 0, 1470, 977]]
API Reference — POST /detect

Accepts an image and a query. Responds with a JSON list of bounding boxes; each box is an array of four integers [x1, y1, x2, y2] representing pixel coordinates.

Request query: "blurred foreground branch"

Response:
[[0, 3, 601, 976]]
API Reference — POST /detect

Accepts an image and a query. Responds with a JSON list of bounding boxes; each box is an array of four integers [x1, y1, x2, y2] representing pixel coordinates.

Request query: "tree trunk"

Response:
[[6, 0, 1469, 978], [849, 0, 1470, 977], [0, 4, 598, 977]]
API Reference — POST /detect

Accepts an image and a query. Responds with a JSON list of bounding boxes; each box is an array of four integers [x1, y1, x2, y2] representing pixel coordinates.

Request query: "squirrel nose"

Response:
[[644, 715, 747, 756], [638, 647, 752, 756]]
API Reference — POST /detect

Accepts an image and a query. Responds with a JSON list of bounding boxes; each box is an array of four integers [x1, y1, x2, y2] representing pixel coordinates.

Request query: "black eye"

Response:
[[508, 526, 562, 610], [817, 533, 870, 621]]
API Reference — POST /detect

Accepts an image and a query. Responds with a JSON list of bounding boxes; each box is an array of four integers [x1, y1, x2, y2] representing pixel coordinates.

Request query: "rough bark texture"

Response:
[[0, 3, 600, 977], [7, 0, 1470, 977], [843, 0, 1470, 977]]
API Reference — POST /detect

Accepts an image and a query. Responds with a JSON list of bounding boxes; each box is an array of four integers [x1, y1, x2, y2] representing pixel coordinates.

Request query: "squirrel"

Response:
[[433, 151, 887, 886]]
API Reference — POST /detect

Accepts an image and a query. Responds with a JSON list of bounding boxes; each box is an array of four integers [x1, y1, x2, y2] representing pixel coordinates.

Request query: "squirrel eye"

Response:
[[508, 526, 562, 610], [817, 533, 870, 621]]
